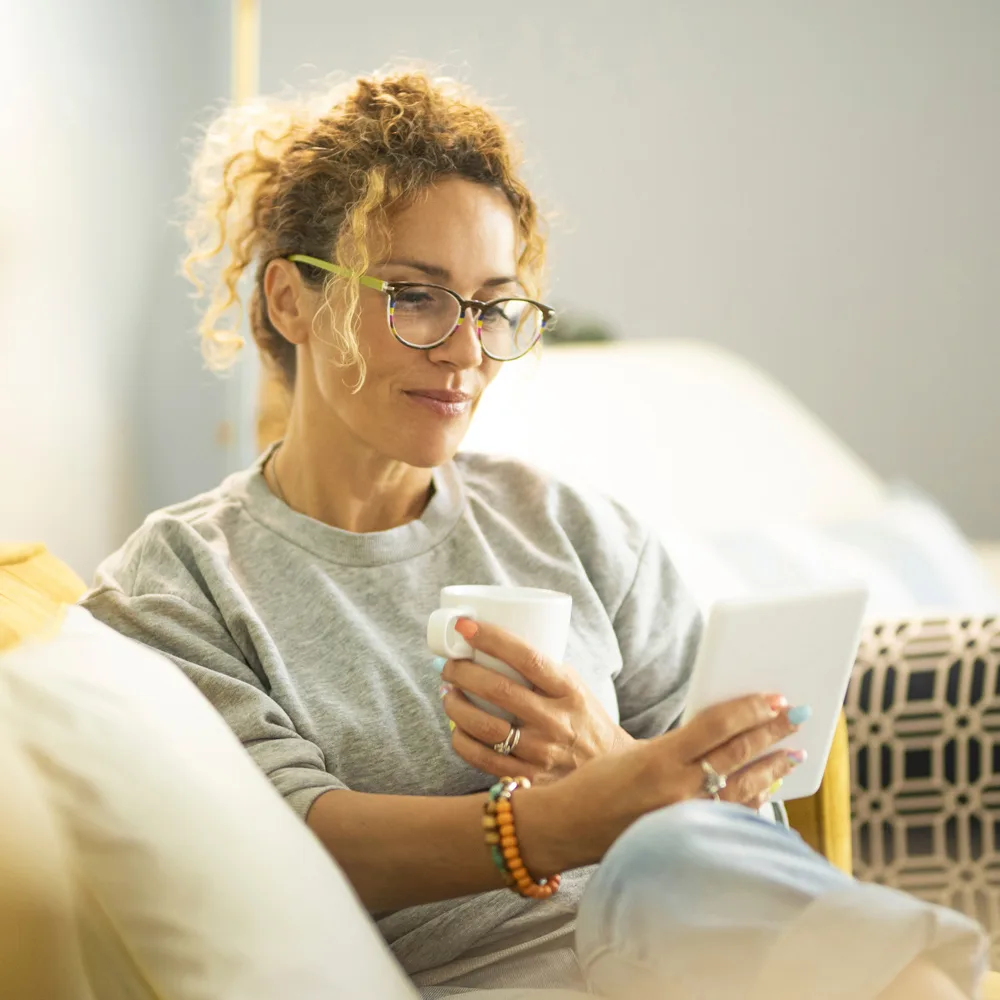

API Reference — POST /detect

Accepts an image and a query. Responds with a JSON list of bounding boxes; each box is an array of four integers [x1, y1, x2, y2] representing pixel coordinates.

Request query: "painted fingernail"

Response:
[[431, 656, 447, 674], [438, 683, 452, 699], [787, 705, 812, 726], [786, 749, 808, 765], [448, 719, 456, 733], [767, 694, 789, 713], [768, 779, 784, 797], [454, 618, 479, 640]]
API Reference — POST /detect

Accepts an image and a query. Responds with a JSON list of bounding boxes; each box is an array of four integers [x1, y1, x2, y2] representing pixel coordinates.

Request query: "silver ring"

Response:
[[493, 724, 521, 757], [700, 759, 727, 801]]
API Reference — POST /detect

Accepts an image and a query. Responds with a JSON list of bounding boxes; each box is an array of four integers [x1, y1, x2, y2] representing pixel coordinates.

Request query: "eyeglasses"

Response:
[[287, 254, 555, 362]]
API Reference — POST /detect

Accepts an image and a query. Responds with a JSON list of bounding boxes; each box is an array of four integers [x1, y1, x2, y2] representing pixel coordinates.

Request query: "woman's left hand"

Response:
[[438, 617, 634, 784]]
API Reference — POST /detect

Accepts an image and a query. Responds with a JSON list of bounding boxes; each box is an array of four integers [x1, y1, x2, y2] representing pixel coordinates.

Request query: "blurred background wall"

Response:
[[261, 0, 1000, 538], [1, 0, 997, 578], [0, 0, 235, 576]]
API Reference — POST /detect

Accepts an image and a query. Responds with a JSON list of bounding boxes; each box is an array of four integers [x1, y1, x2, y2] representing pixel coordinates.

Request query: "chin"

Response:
[[395, 428, 467, 469], [405, 443, 463, 469]]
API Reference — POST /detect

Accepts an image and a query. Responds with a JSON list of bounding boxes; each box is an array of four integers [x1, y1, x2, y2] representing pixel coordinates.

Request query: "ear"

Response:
[[263, 258, 315, 346]]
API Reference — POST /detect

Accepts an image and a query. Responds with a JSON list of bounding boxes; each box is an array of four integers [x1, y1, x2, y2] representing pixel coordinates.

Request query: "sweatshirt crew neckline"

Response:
[[228, 443, 467, 567]]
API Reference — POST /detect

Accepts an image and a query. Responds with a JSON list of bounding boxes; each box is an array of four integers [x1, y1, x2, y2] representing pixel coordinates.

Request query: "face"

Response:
[[267, 176, 519, 470]]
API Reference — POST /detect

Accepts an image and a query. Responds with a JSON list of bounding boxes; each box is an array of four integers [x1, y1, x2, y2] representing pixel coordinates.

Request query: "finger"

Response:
[[453, 618, 574, 697], [441, 657, 549, 726], [702, 710, 800, 777], [450, 725, 540, 783], [718, 748, 803, 807], [442, 689, 517, 748], [443, 689, 553, 768], [674, 693, 788, 764], [747, 779, 784, 813]]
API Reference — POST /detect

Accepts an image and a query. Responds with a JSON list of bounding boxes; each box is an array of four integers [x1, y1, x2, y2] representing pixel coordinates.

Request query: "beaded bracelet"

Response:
[[482, 776, 561, 899]]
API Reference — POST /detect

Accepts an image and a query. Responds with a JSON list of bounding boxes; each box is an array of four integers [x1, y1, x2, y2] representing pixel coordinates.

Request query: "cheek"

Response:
[[312, 299, 398, 386], [480, 358, 503, 387], [356, 300, 393, 359]]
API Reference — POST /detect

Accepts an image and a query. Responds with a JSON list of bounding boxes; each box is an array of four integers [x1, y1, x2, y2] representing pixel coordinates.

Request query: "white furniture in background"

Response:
[[464, 340, 886, 530], [461, 340, 1000, 606]]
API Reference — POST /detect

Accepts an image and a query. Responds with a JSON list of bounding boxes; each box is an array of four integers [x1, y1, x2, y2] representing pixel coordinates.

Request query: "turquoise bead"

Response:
[[490, 845, 506, 873]]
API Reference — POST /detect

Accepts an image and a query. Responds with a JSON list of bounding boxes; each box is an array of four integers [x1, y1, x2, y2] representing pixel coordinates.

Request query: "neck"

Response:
[[270, 408, 435, 535]]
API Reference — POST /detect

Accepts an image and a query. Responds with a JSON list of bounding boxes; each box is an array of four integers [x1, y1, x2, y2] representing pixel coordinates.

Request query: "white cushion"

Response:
[[0, 606, 418, 1000], [682, 484, 1000, 616], [463, 340, 886, 531]]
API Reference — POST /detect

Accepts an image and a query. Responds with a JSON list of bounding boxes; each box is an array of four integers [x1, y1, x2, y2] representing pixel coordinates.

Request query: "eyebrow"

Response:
[[382, 258, 519, 288]]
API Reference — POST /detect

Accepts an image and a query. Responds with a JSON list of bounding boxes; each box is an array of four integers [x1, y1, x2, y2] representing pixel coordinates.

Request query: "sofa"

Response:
[[5, 338, 1000, 997]]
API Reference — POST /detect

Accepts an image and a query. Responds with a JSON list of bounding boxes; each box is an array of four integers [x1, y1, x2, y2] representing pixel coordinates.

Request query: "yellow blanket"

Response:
[[0, 543, 86, 652]]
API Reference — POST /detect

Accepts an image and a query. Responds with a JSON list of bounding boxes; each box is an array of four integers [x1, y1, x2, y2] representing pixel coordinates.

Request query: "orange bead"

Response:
[[495, 799, 512, 812], [502, 846, 520, 861], [510, 866, 527, 881], [498, 823, 515, 837], [500, 835, 518, 849]]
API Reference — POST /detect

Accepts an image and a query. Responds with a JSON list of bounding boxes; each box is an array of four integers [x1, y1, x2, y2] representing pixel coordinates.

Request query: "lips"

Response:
[[406, 390, 474, 403], [403, 388, 475, 419]]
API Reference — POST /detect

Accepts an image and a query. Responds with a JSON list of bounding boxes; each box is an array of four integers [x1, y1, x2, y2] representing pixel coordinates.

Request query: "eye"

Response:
[[480, 303, 512, 329], [394, 288, 436, 309]]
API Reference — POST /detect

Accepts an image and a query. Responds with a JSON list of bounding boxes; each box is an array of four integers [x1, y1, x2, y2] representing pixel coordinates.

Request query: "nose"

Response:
[[428, 305, 483, 369]]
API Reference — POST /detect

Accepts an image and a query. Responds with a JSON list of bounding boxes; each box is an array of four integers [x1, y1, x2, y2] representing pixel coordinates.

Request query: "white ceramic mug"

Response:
[[426, 585, 573, 721]]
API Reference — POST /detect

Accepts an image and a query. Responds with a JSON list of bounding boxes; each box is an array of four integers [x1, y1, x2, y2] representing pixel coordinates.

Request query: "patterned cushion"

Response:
[[847, 615, 1000, 965]]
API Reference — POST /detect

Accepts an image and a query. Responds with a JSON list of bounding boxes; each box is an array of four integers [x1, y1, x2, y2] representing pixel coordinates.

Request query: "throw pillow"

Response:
[[0, 606, 418, 1000]]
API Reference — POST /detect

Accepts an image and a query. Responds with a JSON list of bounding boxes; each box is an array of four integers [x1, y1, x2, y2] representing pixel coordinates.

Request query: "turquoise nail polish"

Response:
[[787, 705, 812, 725], [431, 656, 447, 674]]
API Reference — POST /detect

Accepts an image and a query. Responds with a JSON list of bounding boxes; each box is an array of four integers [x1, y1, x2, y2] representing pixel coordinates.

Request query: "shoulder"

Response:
[[454, 450, 651, 564], [87, 468, 254, 601]]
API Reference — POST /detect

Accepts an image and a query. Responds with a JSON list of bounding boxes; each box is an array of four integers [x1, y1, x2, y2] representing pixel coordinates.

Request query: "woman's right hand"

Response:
[[518, 693, 806, 876]]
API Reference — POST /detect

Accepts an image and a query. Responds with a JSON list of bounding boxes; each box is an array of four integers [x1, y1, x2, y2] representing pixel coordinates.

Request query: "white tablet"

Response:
[[680, 585, 869, 802]]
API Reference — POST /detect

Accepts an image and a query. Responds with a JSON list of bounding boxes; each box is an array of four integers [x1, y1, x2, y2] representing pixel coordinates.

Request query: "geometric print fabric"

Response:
[[847, 615, 1000, 965]]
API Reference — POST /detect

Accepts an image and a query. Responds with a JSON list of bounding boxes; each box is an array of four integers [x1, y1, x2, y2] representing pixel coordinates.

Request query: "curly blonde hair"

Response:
[[182, 69, 547, 391]]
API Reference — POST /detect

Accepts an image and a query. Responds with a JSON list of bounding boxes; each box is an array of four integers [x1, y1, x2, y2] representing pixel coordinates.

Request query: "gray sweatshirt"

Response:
[[82, 448, 702, 982]]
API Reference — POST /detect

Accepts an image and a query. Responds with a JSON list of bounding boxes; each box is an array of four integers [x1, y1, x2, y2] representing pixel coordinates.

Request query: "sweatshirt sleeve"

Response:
[[81, 525, 345, 820], [612, 526, 703, 739]]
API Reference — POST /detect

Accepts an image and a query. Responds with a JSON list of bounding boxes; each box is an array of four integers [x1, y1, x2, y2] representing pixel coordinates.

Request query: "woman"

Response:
[[83, 70, 984, 999]]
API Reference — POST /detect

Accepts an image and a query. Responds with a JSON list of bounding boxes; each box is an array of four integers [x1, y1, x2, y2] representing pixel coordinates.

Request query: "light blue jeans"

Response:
[[574, 800, 987, 999]]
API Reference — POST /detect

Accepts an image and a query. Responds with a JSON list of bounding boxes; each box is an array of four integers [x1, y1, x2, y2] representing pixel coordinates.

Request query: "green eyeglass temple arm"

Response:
[[288, 253, 555, 327], [287, 254, 388, 293]]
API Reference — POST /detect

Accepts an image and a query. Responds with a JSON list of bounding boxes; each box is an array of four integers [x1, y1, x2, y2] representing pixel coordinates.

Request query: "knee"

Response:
[[602, 799, 761, 882], [577, 801, 779, 985]]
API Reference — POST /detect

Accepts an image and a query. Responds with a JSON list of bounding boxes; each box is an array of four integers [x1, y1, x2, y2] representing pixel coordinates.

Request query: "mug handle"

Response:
[[427, 606, 477, 660]]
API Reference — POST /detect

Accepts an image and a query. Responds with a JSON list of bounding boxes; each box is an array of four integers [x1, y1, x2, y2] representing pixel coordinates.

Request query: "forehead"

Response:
[[382, 177, 518, 276]]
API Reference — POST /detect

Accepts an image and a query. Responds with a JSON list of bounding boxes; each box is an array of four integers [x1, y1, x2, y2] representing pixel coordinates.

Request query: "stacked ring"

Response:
[[482, 776, 561, 899], [492, 724, 521, 757], [700, 759, 727, 801]]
